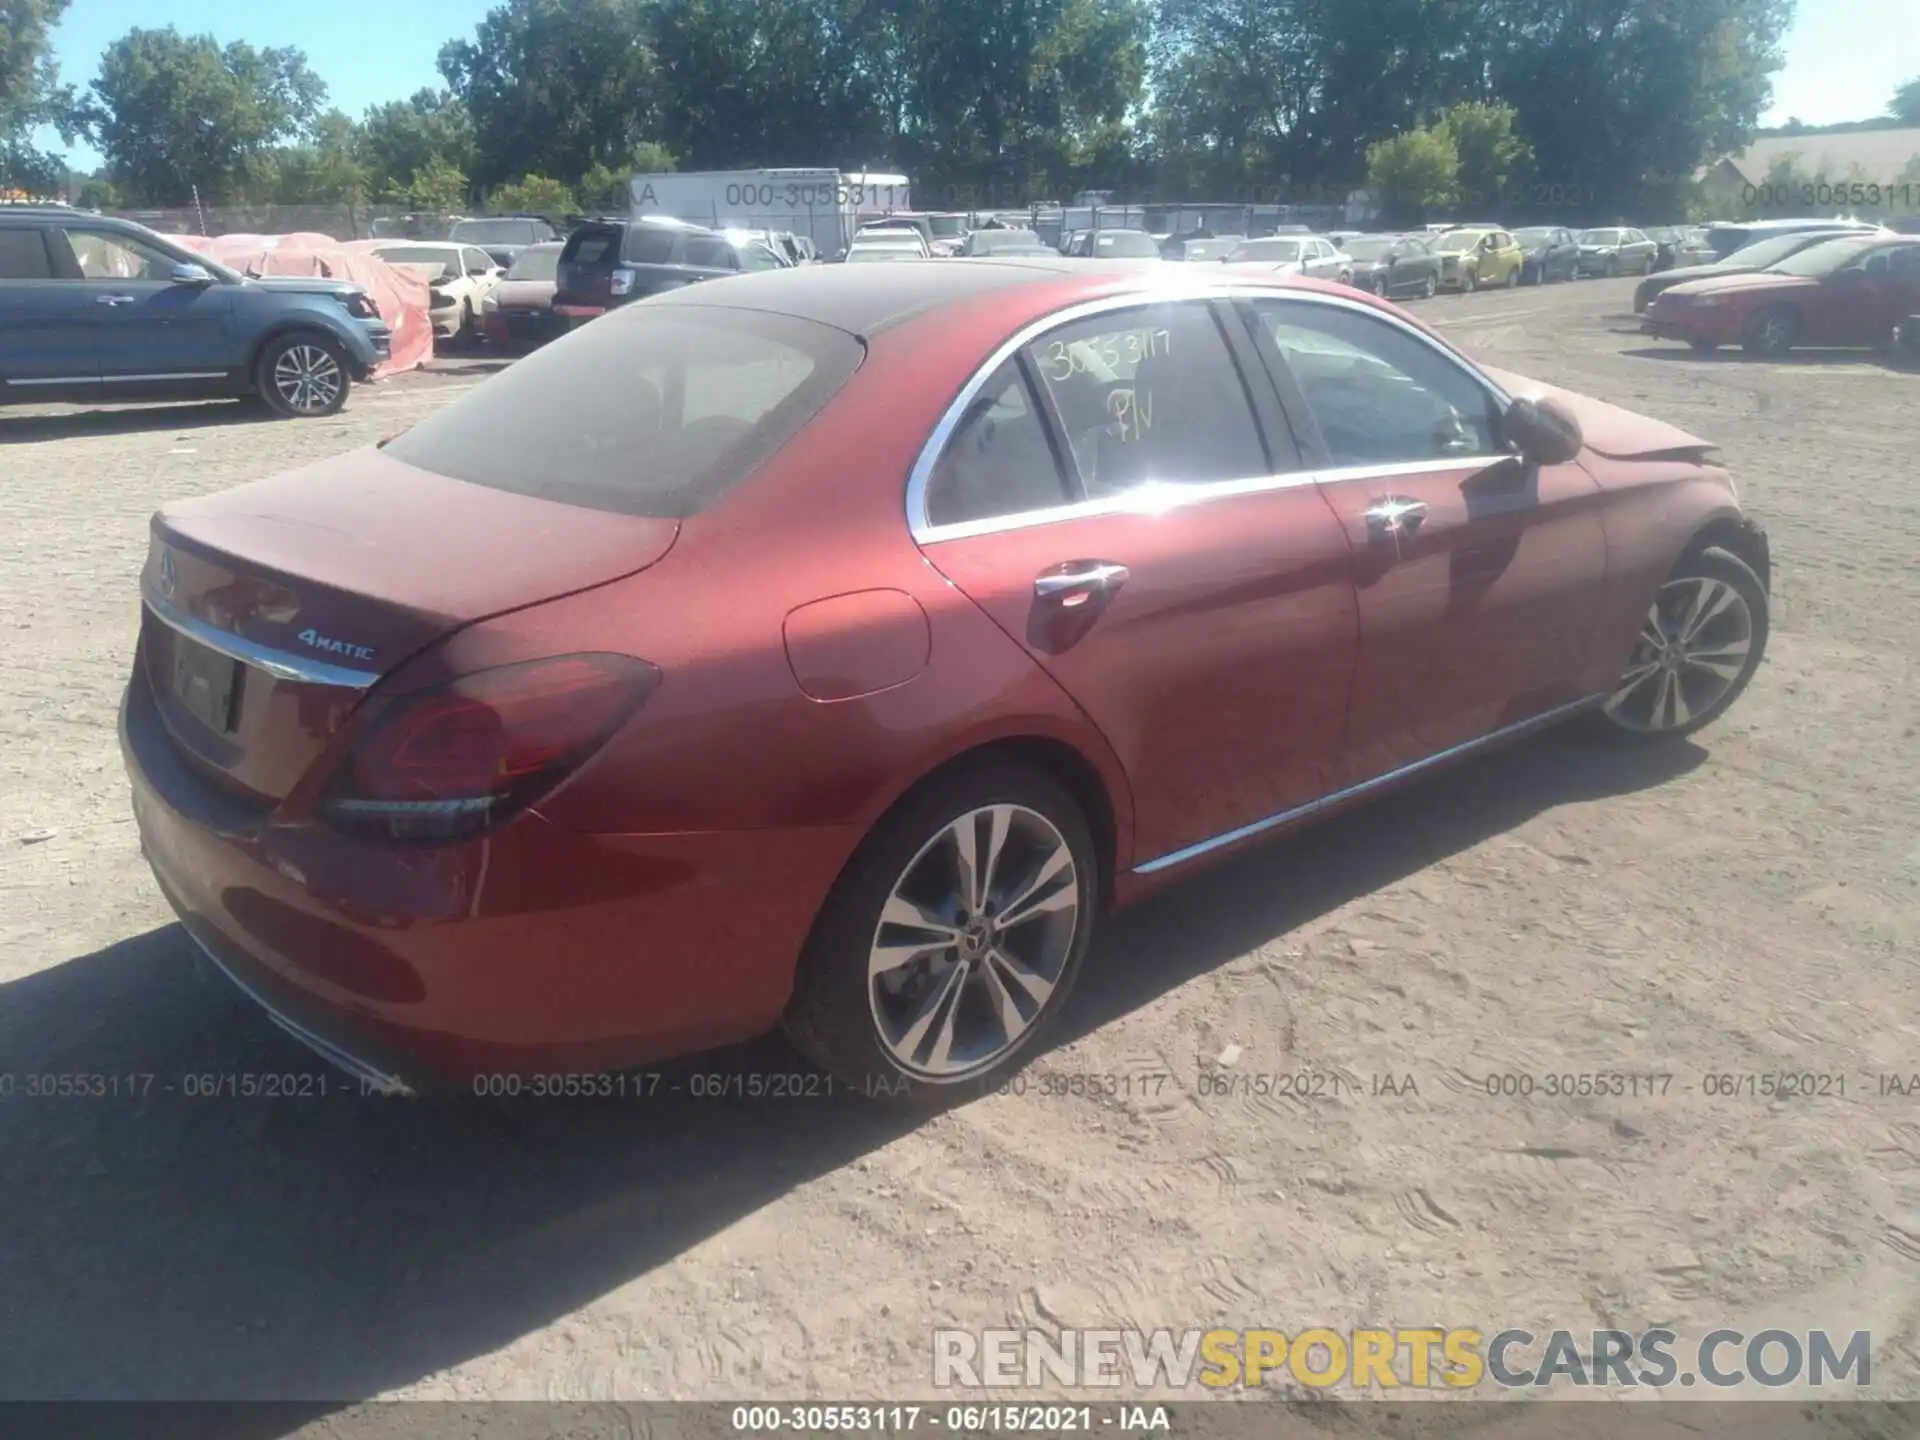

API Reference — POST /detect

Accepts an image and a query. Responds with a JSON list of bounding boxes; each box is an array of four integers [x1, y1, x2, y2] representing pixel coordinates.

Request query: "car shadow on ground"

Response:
[[1618, 345, 1902, 368], [0, 400, 271, 443], [0, 730, 1703, 1415]]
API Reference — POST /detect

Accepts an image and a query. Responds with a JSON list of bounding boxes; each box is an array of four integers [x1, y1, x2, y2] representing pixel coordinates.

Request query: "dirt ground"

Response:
[[1, 282, 1916, 1408]]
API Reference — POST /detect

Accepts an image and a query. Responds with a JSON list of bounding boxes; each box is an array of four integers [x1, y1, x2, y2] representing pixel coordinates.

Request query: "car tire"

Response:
[[1581, 547, 1768, 744], [1422, 273, 1437, 299], [1742, 305, 1799, 356], [782, 758, 1100, 1105], [253, 331, 351, 419]]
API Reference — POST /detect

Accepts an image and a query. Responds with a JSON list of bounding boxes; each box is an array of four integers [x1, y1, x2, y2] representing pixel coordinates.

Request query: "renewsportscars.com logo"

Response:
[[932, 1328, 1873, 1391]]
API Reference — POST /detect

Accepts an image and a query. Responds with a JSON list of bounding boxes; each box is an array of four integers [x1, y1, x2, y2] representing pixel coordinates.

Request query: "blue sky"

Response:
[[33, 0, 1920, 173]]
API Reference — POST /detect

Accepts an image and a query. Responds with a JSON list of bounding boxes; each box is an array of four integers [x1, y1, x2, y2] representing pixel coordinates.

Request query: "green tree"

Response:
[[1891, 77, 1920, 125], [359, 88, 474, 198], [1487, 0, 1793, 215], [1, 0, 82, 194], [578, 141, 676, 211], [82, 27, 326, 203], [1440, 101, 1534, 212], [408, 154, 470, 212], [439, 0, 664, 189], [489, 173, 575, 213], [1366, 124, 1460, 225]]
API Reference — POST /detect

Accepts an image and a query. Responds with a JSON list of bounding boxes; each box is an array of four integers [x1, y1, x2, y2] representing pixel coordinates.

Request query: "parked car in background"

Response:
[[1643, 233, 1920, 354], [720, 228, 803, 266], [1065, 229, 1163, 259], [851, 225, 932, 259], [1226, 234, 1352, 281], [1575, 227, 1659, 276], [1178, 236, 1246, 262], [480, 241, 566, 349], [1, 204, 390, 418], [1337, 233, 1441, 298], [449, 216, 558, 268], [1430, 227, 1525, 290], [926, 213, 969, 256], [553, 216, 781, 320], [858, 214, 940, 251], [1698, 217, 1884, 261], [370, 241, 505, 343], [960, 228, 1051, 257], [1634, 227, 1875, 313], [1646, 226, 1711, 271], [1512, 227, 1582, 284], [120, 260, 1772, 1105]]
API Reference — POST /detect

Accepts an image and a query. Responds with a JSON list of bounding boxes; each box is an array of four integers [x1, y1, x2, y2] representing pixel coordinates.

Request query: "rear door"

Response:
[[1241, 294, 1608, 780], [0, 224, 99, 395], [55, 225, 237, 385], [912, 297, 1361, 870]]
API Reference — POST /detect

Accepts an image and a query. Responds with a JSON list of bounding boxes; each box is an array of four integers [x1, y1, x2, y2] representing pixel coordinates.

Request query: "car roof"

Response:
[[642, 256, 1424, 343]]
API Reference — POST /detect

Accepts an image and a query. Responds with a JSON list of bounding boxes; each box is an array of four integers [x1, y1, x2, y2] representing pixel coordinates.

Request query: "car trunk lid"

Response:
[[139, 448, 680, 806]]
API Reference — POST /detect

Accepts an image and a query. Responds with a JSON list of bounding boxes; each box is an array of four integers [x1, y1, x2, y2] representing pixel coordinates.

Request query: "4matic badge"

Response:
[[297, 628, 376, 662]]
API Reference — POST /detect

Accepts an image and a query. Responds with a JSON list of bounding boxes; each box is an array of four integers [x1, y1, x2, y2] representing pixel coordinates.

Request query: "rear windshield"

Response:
[[382, 306, 863, 519], [506, 245, 562, 280]]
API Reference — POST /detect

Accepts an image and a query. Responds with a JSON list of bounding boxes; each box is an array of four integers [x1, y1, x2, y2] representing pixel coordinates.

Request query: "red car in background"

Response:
[[1644, 233, 1920, 355], [123, 261, 1772, 1104]]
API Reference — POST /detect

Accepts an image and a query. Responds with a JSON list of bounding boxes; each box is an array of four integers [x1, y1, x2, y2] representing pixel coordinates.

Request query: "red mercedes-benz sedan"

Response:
[[123, 259, 1772, 1102], [1643, 232, 1920, 355]]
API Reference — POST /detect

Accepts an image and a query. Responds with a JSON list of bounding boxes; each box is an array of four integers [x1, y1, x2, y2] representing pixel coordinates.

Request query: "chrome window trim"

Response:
[[905, 284, 1512, 544], [1133, 694, 1604, 875], [914, 454, 1511, 546], [6, 375, 95, 386], [143, 587, 380, 689]]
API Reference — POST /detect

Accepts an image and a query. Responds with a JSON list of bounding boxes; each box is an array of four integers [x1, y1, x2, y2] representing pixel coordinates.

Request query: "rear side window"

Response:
[[0, 228, 53, 279], [382, 306, 863, 519], [925, 362, 1074, 526], [621, 228, 679, 265]]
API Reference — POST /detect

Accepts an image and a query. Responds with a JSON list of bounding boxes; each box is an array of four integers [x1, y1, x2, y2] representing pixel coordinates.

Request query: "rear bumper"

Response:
[[120, 668, 855, 1092]]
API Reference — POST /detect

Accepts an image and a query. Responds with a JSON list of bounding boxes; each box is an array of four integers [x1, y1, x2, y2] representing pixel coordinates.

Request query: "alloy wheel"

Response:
[[272, 344, 343, 415], [867, 803, 1080, 1080], [1602, 574, 1754, 733]]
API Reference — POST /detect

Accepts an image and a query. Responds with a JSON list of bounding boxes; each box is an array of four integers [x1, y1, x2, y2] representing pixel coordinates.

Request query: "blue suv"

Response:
[[0, 206, 393, 418]]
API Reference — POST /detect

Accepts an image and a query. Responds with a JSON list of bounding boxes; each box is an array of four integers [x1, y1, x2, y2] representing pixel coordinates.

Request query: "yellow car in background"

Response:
[[1431, 227, 1525, 291]]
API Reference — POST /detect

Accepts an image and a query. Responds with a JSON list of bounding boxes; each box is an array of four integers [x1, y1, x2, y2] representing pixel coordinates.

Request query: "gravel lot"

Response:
[[1, 280, 1916, 1407]]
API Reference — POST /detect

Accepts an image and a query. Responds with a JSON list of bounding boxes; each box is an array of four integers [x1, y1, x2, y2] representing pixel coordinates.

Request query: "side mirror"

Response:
[[169, 262, 215, 286], [1503, 395, 1583, 466]]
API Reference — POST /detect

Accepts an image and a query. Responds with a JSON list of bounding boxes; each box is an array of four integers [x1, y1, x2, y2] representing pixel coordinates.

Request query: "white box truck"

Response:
[[628, 168, 912, 259]]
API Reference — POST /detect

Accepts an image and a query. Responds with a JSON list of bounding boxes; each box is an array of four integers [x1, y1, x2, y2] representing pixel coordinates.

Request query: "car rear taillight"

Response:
[[316, 653, 659, 842]]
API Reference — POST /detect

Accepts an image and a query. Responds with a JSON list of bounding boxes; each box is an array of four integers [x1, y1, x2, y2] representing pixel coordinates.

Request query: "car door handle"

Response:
[[96, 295, 137, 306], [1035, 562, 1130, 603], [1364, 498, 1428, 540]]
